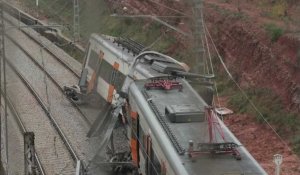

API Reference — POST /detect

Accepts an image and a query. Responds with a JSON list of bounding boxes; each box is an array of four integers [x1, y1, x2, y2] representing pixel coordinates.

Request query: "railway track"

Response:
[[3, 18, 92, 126], [1, 4, 106, 174], [5, 55, 78, 174], [5, 32, 91, 126], [2, 4, 81, 79], [1, 89, 46, 174], [3, 11, 104, 171]]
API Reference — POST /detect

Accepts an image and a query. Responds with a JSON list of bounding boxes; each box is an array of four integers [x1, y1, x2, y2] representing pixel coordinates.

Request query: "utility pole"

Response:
[[191, 0, 205, 74], [0, 1, 8, 174], [0, 1, 3, 171], [73, 0, 80, 42]]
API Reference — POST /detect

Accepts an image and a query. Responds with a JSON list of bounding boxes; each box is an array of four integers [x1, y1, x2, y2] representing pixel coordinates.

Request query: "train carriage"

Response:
[[81, 34, 132, 104], [65, 34, 267, 175], [127, 78, 266, 175]]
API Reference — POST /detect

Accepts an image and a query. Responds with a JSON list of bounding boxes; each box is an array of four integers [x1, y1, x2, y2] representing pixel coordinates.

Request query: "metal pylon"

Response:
[[0, 1, 9, 174], [191, 0, 205, 74], [0, 1, 3, 170], [73, 0, 80, 42]]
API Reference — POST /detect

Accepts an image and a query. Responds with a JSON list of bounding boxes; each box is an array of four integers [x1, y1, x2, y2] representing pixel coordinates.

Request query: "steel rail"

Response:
[[6, 58, 80, 164], [3, 5, 91, 128], [2, 4, 80, 79], [19, 27, 81, 78], [0, 88, 46, 175], [5, 34, 92, 127]]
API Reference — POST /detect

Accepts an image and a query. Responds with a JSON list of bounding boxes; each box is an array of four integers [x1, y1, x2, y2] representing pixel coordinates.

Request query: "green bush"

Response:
[[292, 135, 300, 154], [264, 23, 284, 42], [228, 91, 250, 113], [228, 87, 300, 133]]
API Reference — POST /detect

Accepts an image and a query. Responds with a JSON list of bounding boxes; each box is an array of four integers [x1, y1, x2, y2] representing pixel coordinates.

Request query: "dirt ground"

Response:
[[218, 97, 300, 174]]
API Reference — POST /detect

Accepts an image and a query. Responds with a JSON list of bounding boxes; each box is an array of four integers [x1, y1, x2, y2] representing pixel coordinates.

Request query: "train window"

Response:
[[115, 72, 126, 92], [151, 149, 161, 175], [98, 59, 113, 83], [88, 50, 99, 71], [139, 123, 147, 159]]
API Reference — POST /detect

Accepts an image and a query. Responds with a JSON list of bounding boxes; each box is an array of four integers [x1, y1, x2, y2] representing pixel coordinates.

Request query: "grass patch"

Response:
[[216, 69, 300, 153], [292, 135, 300, 154], [227, 87, 300, 131], [264, 23, 284, 42]]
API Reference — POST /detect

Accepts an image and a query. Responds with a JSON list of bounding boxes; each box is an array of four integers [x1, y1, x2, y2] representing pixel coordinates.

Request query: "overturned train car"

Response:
[[66, 34, 267, 175]]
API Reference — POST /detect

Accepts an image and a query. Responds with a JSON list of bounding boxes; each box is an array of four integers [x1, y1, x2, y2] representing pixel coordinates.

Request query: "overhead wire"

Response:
[[86, 3, 168, 174], [109, 2, 188, 174], [201, 11, 221, 111], [148, 0, 189, 17], [30, 4, 53, 120]]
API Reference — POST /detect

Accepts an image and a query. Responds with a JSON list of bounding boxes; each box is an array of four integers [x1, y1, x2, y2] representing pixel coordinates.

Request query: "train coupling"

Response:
[[63, 85, 86, 105]]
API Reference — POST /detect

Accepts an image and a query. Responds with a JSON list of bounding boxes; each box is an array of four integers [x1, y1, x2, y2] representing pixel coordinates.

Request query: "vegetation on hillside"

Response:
[[216, 67, 300, 154], [23, 0, 183, 63], [22, 0, 300, 155], [264, 23, 284, 42]]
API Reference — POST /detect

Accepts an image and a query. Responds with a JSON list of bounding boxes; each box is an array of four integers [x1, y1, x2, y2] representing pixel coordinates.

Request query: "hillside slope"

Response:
[[105, 0, 300, 174]]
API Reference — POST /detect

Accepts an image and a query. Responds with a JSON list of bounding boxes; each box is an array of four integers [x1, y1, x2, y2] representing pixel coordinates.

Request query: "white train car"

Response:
[[66, 34, 267, 175], [79, 34, 189, 105], [82, 34, 132, 104]]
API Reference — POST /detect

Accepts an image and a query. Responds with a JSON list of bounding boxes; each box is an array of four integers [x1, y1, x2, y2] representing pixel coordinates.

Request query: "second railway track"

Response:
[[5, 55, 78, 174], [5, 32, 92, 126], [1, 88, 46, 174], [2, 11, 104, 174], [3, 17, 92, 124]]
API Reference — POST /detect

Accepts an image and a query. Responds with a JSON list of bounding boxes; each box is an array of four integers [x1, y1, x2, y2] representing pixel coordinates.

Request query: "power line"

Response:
[[111, 14, 190, 36], [201, 10, 221, 112], [148, 0, 189, 17]]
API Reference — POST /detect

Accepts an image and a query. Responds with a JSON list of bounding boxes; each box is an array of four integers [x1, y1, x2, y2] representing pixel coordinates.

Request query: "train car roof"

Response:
[[129, 78, 267, 175], [90, 34, 135, 63]]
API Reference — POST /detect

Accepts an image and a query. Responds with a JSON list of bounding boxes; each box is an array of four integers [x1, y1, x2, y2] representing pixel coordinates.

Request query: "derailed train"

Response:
[[64, 34, 267, 175]]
